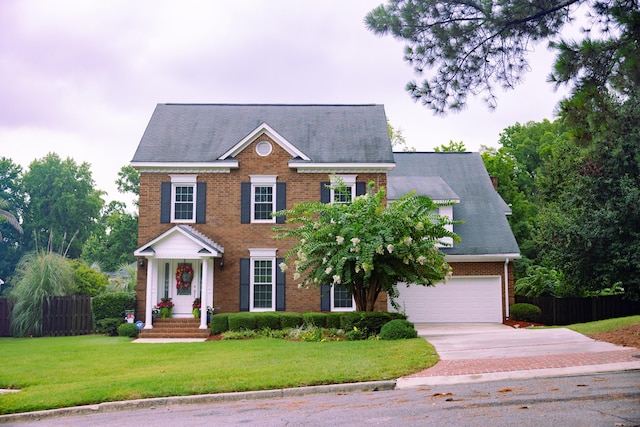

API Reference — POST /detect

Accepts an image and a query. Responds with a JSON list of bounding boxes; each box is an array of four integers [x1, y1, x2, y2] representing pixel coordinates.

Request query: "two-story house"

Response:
[[131, 103, 519, 331]]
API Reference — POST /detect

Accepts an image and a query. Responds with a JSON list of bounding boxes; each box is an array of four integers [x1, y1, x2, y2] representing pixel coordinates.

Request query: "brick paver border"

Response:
[[406, 349, 640, 377]]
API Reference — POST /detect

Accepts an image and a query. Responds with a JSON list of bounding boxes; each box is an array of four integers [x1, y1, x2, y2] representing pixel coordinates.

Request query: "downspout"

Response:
[[504, 258, 510, 320]]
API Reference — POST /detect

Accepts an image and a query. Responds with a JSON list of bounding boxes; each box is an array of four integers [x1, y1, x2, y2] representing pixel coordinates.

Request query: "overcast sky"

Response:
[[0, 0, 569, 206]]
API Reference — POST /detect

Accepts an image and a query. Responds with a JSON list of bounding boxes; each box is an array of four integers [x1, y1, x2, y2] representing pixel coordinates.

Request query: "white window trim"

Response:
[[249, 248, 277, 312], [250, 175, 277, 223], [434, 203, 455, 247], [169, 174, 198, 224], [330, 174, 357, 204], [330, 285, 356, 312]]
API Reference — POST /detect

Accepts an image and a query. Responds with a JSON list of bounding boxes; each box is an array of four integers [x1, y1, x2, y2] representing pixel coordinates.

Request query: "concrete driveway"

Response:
[[397, 323, 640, 387]]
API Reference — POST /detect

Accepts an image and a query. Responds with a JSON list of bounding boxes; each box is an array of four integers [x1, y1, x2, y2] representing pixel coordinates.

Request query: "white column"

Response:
[[144, 259, 153, 329], [199, 258, 209, 329]]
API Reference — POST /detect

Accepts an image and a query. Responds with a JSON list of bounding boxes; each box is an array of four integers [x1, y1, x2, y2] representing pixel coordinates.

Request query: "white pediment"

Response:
[[218, 123, 310, 161]]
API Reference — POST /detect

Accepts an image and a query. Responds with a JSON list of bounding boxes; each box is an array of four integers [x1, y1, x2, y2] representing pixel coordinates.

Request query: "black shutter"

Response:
[[160, 182, 171, 223], [275, 182, 286, 224], [240, 182, 251, 224], [320, 182, 330, 204], [276, 258, 285, 311], [356, 182, 367, 196], [239, 258, 250, 311], [320, 284, 331, 311], [196, 182, 206, 224]]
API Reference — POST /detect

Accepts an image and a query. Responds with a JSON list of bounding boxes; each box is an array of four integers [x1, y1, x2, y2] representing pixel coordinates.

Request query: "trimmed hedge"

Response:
[[326, 313, 342, 329], [91, 292, 136, 322], [279, 312, 304, 329], [303, 312, 327, 328], [228, 313, 257, 331], [510, 303, 542, 322], [256, 312, 281, 330], [211, 313, 230, 335]]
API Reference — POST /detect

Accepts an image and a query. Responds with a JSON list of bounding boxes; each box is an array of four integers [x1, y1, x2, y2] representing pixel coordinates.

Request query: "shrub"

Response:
[[95, 317, 124, 336], [509, 303, 542, 322], [344, 327, 365, 341], [70, 259, 108, 296], [326, 313, 342, 329], [117, 323, 139, 338], [303, 312, 327, 328], [279, 312, 303, 329], [255, 312, 281, 330], [358, 312, 393, 336], [228, 313, 257, 331], [380, 319, 417, 340], [340, 312, 361, 331], [91, 292, 136, 322], [210, 313, 230, 335]]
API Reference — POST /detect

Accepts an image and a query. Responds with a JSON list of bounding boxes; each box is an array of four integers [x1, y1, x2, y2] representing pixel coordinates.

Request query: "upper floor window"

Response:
[[241, 177, 286, 224], [330, 175, 356, 204], [251, 175, 277, 223], [161, 175, 206, 224]]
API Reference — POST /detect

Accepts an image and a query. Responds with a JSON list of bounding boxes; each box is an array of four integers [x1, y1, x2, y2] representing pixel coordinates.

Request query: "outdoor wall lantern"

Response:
[[139, 258, 146, 268]]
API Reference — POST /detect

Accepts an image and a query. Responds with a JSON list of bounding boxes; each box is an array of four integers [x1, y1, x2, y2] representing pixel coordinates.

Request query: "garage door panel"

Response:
[[392, 277, 502, 323]]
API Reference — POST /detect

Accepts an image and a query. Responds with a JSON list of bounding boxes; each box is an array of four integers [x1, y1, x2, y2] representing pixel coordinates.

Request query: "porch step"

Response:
[[139, 318, 210, 339]]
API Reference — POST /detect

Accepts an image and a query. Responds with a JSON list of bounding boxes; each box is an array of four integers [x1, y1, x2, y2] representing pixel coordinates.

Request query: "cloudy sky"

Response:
[[1, 0, 569, 205]]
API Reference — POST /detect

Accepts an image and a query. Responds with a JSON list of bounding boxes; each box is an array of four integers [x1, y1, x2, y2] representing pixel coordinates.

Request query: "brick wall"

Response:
[[136, 134, 388, 319]]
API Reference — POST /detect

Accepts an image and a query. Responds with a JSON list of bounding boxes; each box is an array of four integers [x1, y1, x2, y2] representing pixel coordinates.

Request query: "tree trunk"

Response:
[[352, 279, 380, 311]]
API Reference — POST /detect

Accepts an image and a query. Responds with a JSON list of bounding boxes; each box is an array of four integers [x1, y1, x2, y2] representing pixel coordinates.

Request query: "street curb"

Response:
[[0, 380, 397, 424]]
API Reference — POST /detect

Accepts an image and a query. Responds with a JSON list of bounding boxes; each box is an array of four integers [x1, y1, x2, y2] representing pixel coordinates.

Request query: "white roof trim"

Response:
[[131, 161, 238, 173], [291, 162, 396, 173], [445, 253, 521, 262], [219, 123, 311, 161], [134, 225, 224, 257]]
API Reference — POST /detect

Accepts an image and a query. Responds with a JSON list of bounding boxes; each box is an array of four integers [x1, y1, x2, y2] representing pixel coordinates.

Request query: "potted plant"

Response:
[[157, 297, 174, 318], [192, 298, 201, 318]]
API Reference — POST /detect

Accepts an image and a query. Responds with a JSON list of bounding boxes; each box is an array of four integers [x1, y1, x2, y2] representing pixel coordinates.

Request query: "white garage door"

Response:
[[391, 276, 503, 323]]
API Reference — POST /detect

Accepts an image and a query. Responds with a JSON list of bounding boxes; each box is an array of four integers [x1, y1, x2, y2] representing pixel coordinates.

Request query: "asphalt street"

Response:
[[3, 371, 639, 427]]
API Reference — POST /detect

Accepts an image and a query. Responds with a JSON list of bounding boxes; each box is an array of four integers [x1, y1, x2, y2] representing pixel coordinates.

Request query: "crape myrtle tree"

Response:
[[273, 182, 459, 311]]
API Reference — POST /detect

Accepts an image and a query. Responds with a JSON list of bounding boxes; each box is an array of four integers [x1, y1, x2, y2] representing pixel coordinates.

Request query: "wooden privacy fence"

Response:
[[515, 295, 640, 325], [0, 296, 94, 337]]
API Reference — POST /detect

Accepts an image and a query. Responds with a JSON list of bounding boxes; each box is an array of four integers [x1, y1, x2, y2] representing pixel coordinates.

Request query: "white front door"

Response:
[[159, 260, 201, 317]]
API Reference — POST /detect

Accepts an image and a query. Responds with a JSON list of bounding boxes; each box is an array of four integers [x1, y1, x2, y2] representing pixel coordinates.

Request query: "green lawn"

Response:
[[0, 335, 437, 414], [565, 315, 640, 335]]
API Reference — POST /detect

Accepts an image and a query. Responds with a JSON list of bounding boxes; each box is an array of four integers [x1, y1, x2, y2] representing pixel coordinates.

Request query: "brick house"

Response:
[[131, 104, 519, 330]]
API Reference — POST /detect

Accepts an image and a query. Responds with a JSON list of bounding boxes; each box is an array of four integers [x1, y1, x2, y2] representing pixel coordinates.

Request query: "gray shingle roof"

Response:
[[389, 152, 520, 257], [131, 104, 395, 164]]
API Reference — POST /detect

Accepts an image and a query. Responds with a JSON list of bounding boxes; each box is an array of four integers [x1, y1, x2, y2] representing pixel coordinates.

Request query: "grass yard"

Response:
[[0, 335, 437, 414], [565, 315, 640, 335]]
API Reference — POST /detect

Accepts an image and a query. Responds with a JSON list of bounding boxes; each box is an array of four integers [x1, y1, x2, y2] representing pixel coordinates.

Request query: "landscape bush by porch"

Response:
[[117, 322, 139, 338], [91, 292, 135, 323], [210, 313, 230, 335], [95, 317, 124, 336], [509, 303, 542, 322], [228, 313, 257, 331]]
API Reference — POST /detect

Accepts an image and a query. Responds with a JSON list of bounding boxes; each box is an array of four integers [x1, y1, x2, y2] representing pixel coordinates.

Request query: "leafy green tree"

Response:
[[116, 165, 140, 207], [0, 157, 27, 285], [10, 250, 75, 337], [365, 0, 638, 113], [388, 120, 416, 152], [70, 259, 109, 296], [274, 182, 459, 311], [81, 201, 137, 272], [434, 140, 466, 152], [21, 153, 104, 258]]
